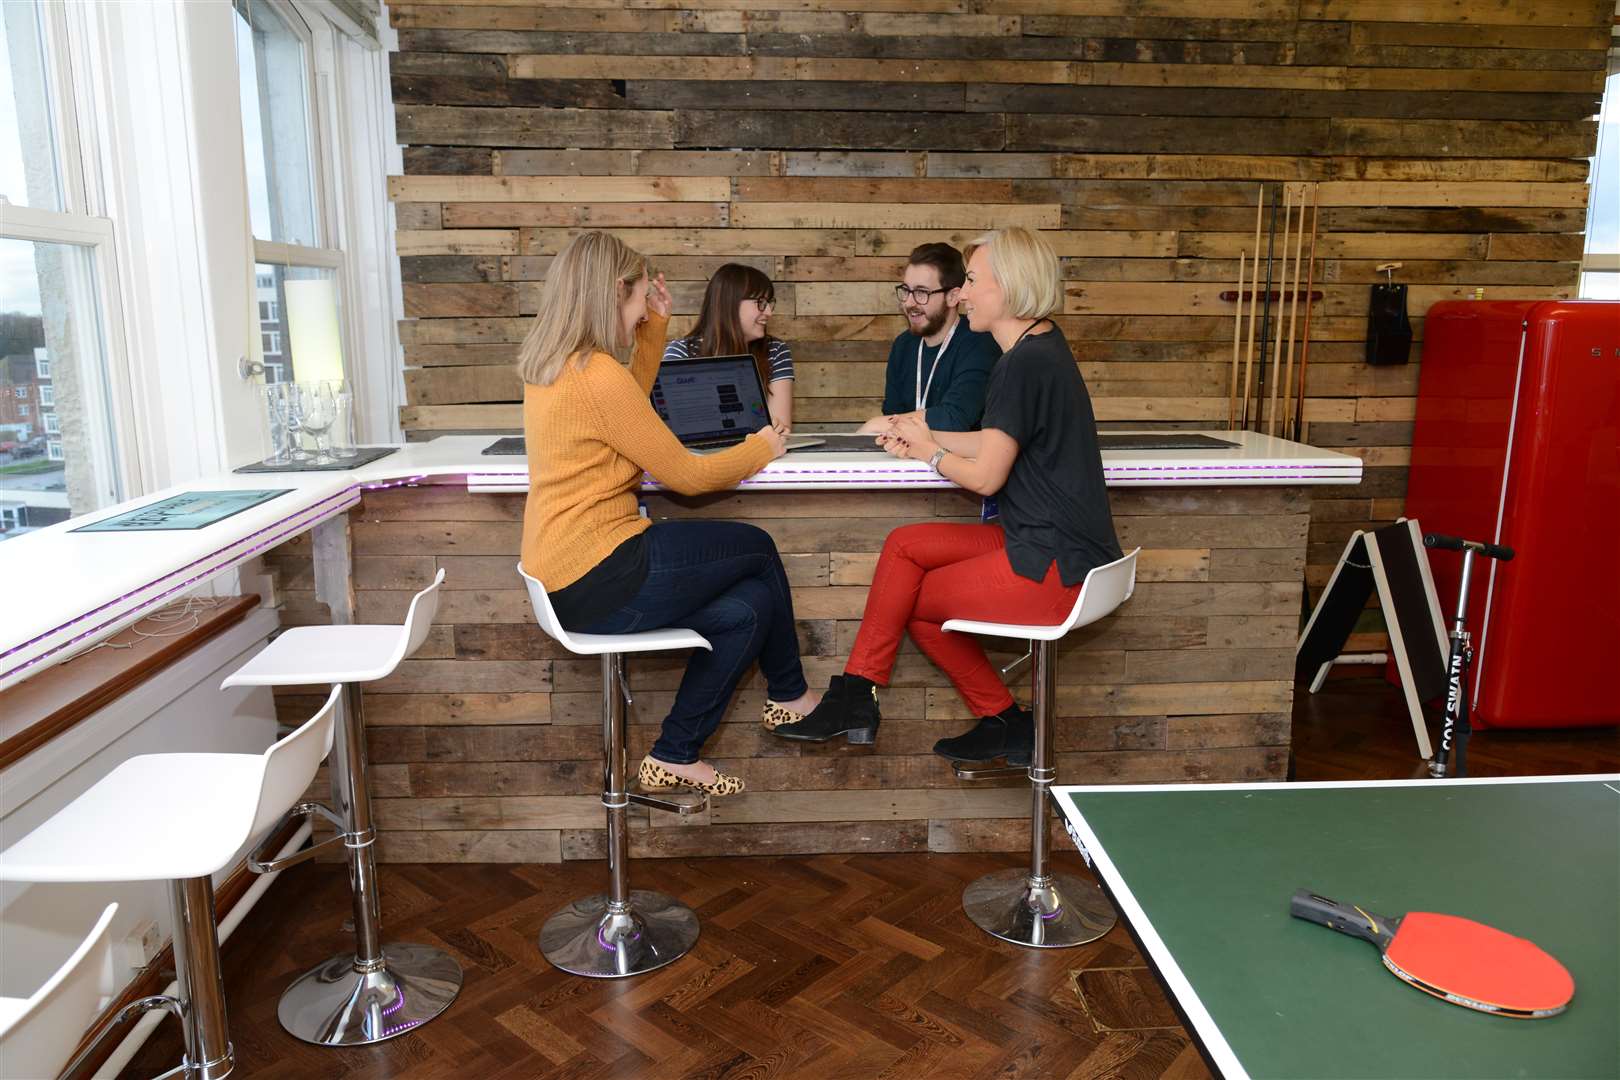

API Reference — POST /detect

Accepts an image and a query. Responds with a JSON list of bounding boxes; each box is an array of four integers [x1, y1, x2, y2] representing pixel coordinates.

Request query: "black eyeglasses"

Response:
[[895, 285, 948, 304]]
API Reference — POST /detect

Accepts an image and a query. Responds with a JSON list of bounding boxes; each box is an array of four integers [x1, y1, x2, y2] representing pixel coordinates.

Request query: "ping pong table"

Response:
[[1052, 775, 1620, 1080]]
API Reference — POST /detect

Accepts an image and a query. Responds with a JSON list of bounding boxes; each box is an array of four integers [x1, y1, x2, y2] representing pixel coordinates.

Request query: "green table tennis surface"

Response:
[[1053, 777, 1620, 1080]]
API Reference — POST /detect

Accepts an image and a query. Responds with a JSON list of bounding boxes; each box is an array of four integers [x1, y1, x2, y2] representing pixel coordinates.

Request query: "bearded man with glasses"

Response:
[[857, 243, 1000, 435]]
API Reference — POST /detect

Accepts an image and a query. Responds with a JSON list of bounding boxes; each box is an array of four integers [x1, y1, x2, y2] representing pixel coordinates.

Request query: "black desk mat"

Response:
[[234, 446, 398, 473], [1097, 434, 1238, 450]]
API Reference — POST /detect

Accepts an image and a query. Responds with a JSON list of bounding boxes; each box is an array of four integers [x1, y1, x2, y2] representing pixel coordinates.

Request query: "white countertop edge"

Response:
[[0, 430, 1360, 685], [0, 488, 360, 689]]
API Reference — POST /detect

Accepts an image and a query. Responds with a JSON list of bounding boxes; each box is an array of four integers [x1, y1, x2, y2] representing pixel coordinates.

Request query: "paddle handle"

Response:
[[1290, 889, 1395, 950]]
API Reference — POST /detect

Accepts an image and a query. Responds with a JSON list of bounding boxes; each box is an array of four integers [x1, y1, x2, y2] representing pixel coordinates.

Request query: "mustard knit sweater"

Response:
[[520, 311, 774, 590]]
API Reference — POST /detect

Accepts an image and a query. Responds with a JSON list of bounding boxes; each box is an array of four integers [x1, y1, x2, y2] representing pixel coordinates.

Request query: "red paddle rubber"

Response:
[[1385, 911, 1574, 1018]]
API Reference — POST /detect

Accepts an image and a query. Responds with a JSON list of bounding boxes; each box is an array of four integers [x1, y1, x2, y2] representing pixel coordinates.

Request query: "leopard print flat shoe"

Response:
[[760, 699, 807, 731], [637, 756, 746, 797]]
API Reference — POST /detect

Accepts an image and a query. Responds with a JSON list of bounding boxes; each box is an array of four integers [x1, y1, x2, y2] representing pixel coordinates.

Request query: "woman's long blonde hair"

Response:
[[516, 231, 646, 386]]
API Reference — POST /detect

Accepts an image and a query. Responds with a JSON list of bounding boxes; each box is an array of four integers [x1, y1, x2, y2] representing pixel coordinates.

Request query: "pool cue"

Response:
[[1229, 250, 1246, 430], [1293, 186, 1320, 441], [1255, 183, 1278, 432], [1267, 185, 1292, 436], [1279, 183, 1307, 440], [1241, 186, 1263, 430]]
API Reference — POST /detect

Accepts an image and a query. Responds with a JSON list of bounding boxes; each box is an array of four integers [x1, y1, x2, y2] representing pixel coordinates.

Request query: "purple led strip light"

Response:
[[0, 488, 361, 683], [360, 474, 427, 491]]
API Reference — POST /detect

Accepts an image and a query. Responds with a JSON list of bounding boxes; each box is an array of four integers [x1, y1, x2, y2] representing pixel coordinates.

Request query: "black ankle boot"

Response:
[[770, 674, 881, 745], [933, 704, 1033, 765]]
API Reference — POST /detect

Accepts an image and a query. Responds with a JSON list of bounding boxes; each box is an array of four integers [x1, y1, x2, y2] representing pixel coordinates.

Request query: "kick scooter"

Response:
[[1423, 532, 1515, 778]]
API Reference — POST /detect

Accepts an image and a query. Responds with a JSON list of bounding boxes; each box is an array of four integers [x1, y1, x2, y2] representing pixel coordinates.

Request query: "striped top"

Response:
[[663, 336, 795, 382]]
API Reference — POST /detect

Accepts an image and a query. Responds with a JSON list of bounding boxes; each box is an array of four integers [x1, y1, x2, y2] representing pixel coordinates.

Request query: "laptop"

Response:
[[651, 353, 825, 452]]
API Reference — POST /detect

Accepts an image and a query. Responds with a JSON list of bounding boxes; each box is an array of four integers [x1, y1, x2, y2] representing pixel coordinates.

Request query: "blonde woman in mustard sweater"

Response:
[[517, 231, 820, 796]]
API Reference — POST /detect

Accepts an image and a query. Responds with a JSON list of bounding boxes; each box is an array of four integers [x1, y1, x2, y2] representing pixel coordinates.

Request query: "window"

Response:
[[234, 0, 346, 386], [1, 2, 134, 541], [0, 0, 60, 212], [1581, 67, 1619, 298]]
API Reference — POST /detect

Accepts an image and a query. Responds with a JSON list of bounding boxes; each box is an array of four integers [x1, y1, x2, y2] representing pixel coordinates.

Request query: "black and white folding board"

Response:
[[1296, 518, 1449, 760]]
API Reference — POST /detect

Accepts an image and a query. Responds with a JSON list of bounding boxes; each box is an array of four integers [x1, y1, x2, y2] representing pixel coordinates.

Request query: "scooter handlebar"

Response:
[[1424, 532, 1515, 562]]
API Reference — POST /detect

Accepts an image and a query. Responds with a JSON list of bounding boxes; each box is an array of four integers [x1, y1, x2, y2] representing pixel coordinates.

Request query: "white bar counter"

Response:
[[0, 431, 1358, 691]]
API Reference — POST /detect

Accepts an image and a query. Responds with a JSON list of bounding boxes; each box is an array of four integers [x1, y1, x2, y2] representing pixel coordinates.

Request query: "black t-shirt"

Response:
[[979, 324, 1122, 586]]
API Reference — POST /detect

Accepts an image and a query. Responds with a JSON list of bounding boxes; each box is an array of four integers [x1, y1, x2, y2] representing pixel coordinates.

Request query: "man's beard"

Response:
[[909, 306, 950, 339]]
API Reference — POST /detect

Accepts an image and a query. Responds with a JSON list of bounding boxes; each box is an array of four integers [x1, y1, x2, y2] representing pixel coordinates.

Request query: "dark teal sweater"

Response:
[[879, 317, 1000, 431]]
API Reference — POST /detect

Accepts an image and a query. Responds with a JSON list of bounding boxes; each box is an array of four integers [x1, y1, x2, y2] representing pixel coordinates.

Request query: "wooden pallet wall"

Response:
[[385, 0, 1608, 629], [269, 482, 1305, 861]]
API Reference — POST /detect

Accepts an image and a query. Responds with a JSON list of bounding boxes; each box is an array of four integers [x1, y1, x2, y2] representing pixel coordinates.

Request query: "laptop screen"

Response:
[[651, 354, 770, 446]]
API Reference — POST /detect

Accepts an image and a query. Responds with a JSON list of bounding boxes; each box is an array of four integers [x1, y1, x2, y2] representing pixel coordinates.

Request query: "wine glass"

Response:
[[281, 382, 313, 463], [261, 383, 293, 466], [298, 382, 338, 466]]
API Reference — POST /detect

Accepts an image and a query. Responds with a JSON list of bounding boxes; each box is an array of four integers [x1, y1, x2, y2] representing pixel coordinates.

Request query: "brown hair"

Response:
[[682, 263, 779, 387], [907, 242, 967, 291]]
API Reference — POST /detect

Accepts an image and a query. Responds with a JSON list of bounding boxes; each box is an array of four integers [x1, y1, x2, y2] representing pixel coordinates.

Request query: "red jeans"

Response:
[[845, 523, 1081, 717]]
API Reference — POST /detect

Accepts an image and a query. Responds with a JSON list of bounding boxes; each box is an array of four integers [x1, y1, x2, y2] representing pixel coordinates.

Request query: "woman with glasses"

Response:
[[771, 226, 1121, 767], [665, 263, 795, 429]]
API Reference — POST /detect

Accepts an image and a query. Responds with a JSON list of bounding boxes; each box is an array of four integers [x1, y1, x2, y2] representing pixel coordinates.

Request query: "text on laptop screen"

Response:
[[650, 356, 770, 444]]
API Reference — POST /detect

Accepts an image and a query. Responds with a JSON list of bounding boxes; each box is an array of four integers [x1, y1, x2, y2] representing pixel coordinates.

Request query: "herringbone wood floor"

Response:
[[119, 848, 1208, 1080], [119, 679, 1620, 1079]]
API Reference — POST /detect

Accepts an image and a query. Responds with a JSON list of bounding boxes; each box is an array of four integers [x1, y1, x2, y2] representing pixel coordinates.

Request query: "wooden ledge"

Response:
[[0, 594, 261, 770]]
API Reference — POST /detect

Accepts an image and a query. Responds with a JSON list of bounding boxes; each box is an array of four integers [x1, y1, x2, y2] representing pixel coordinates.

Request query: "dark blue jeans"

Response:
[[575, 520, 809, 764]]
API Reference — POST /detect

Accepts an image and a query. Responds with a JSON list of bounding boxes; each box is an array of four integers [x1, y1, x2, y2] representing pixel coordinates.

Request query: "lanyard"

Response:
[[915, 316, 959, 410]]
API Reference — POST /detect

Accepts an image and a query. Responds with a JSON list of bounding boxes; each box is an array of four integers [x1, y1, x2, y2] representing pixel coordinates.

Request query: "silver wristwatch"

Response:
[[927, 447, 948, 474]]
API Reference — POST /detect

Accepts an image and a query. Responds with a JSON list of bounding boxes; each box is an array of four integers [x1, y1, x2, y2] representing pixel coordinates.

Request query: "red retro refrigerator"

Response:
[[1404, 300, 1620, 729]]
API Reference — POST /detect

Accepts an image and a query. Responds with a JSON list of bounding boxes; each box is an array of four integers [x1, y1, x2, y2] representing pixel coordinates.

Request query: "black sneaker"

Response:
[[770, 674, 881, 745], [933, 705, 1033, 765]]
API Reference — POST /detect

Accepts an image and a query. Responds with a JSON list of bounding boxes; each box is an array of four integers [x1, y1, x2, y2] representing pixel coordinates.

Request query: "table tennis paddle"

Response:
[[1290, 888, 1573, 1018]]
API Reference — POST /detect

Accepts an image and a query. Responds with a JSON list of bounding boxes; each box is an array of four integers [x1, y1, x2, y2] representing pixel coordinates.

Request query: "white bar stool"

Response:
[[518, 564, 711, 978], [0, 686, 343, 1080], [0, 903, 117, 1080], [945, 548, 1140, 948], [219, 570, 462, 1045]]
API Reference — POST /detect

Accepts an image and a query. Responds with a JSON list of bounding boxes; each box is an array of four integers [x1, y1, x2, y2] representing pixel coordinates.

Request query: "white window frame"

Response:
[[39, 384, 53, 406], [0, 0, 140, 507], [1581, 59, 1619, 295], [35, 356, 50, 378], [44, 412, 59, 435], [240, 1, 351, 387]]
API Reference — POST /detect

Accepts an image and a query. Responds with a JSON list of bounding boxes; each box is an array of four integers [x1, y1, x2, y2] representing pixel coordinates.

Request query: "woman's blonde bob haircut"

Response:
[[516, 230, 647, 387], [969, 226, 1063, 322]]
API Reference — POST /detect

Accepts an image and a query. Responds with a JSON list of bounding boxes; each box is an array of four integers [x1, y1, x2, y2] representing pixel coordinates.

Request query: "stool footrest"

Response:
[[953, 763, 1027, 781], [629, 790, 709, 816], [248, 802, 348, 874], [59, 995, 183, 1080]]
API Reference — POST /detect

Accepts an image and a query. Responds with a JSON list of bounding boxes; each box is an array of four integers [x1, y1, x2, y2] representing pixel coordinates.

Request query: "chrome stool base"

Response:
[[540, 890, 700, 978], [278, 943, 463, 1046], [962, 868, 1116, 948]]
